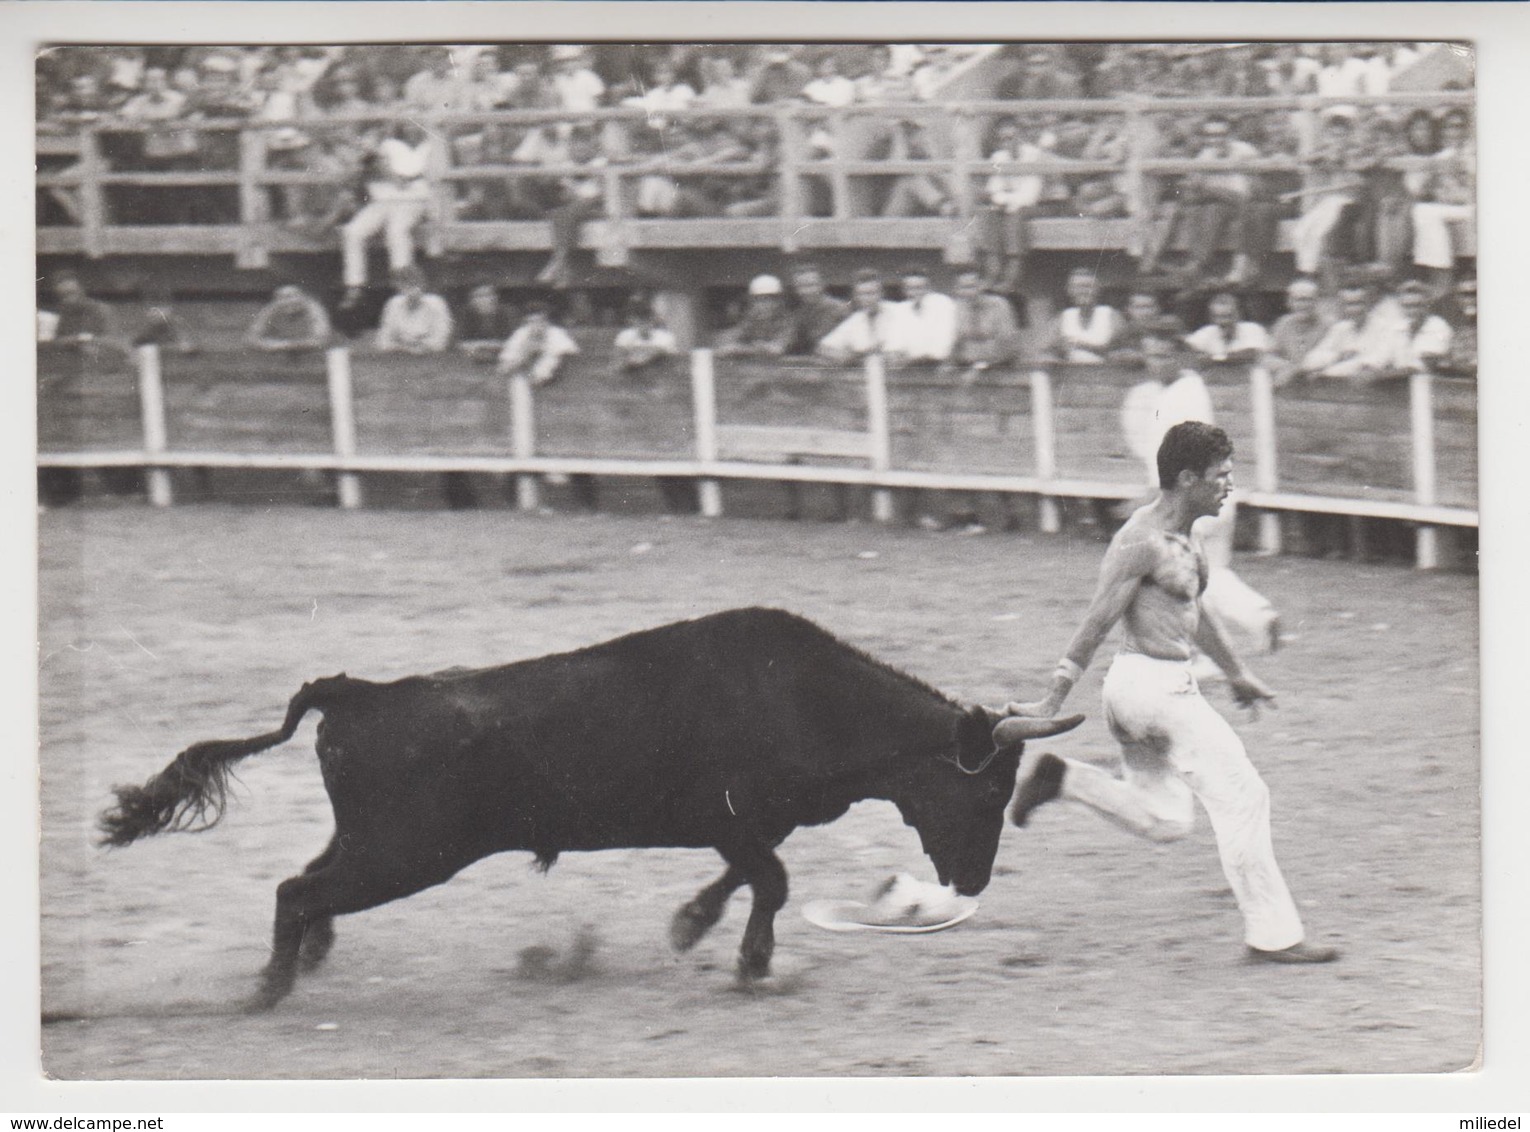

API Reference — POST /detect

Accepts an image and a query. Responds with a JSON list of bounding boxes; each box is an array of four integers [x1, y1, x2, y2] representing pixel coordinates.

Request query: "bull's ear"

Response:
[[958, 705, 1000, 751], [992, 713, 1086, 748]]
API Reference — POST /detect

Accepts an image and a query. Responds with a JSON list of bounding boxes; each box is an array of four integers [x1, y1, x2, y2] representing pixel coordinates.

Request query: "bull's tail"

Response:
[[97, 677, 346, 848]]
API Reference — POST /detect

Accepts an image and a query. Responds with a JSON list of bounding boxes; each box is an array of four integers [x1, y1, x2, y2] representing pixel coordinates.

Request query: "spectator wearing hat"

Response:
[[341, 120, 436, 300], [785, 263, 850, 356], [1185, 291, 1272, 364], [376, 267, 453, 354], [714, 275, 795, 359], [1263, 276, 1332, 384], [497, 302, 580, 387], [456, 283, 516, 363], [816, 270, 913, 363], [246, 284, 333, 353]]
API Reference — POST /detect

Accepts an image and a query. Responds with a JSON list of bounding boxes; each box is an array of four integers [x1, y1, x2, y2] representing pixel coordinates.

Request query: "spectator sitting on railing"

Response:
[[1108, 290, 1186, 364], [714, 274, 794, 359], [245, 284, 333, 354], [816, 269, 912, 364], [1410, 108, 1475, 289], [978, 116, 1060, 294], [1058, 114, 1130, 219], [534, 126, 608, 289], [950, 268, 1021, 372], [497, 301, 579, 387], [896, 266, 958, 366], [284, 129, 365, 240], [717, 117, 784, 219], [376, 267, 453, 355], [613, 300, 681, 378], [632, 116, 745, 219], [785, 263, 850, 357], [456, 283, 516, 364], [1141, 114, 1268, 286], [340, 120, 435, 306], [1042, 266, 1123, 363], [1435, 274, 1476, 378], [1289, 111, 1372, 283], [1262, 276, 1332, 385], [876, 118, 954, 219], [1185, 291, 1272, 365]]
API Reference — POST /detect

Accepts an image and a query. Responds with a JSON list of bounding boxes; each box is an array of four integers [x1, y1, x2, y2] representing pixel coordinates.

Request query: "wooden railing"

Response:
[[36, 91, 1475, 265], [36, 342, 1477, 568]]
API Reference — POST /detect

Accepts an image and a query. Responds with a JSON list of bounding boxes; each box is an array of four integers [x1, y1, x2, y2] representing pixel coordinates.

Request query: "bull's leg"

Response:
[[719, 842, 789, 981], [296, 837, 340, 972], [250, 850, 462, 1011], [670, 865, 746, 952]]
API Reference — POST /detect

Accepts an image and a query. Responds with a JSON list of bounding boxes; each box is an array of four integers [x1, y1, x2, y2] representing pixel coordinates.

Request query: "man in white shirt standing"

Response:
[[1185, 291, 1272, 364]]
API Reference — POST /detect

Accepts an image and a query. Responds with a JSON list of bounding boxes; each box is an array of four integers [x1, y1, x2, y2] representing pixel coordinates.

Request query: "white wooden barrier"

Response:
[[133, 345, 173, 508], [324, 347, 363, 510], [64, 347, 1476, 570]]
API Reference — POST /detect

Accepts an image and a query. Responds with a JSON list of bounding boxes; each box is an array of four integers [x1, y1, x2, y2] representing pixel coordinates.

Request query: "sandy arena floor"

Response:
[[37, 503, 1479, 1079]]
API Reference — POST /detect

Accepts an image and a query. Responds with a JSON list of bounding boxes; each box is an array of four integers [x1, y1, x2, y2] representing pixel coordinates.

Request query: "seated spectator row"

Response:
[[37, 259, 1477, 385]]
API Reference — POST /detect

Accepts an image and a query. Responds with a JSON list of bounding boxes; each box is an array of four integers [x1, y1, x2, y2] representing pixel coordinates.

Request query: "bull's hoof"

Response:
[[669, 903, 715, 952], [735, 952, 772, 982], [246, 969, 294, 1012]]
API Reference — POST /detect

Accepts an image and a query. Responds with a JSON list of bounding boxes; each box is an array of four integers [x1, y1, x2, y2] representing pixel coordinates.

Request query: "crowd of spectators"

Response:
[[36, 43, 1473, 306]]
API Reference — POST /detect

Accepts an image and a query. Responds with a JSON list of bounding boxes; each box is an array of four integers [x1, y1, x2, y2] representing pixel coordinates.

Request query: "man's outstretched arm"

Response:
[[1009, 536, 1155, 718]]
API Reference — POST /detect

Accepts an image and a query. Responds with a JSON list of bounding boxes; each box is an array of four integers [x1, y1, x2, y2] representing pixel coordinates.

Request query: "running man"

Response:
[[1007, 421, 1338, 964]]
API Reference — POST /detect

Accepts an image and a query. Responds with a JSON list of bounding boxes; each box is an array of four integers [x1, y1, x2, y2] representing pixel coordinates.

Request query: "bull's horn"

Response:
[[991, 713, 1086, 747]]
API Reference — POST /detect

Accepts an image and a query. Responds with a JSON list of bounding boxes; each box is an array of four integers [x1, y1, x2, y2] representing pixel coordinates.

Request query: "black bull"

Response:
[[99, 607, 1082, 1008]]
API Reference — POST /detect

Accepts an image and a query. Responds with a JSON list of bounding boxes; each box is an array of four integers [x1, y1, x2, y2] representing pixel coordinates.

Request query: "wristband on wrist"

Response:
[[1054, 658, 1084, 685]]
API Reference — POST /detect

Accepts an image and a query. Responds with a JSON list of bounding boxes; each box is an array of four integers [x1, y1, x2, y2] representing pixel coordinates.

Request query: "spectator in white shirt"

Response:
[[498, 303, 580, 386], [896, 266, 957, 365], [816, 270, 912, 363], [1047, 267, 1124, 362], [376, 267, 453, 354], [802, 52, 857, 108], [979, 117, 1057, 293], [1302, 281, 1447, 379], [1185, 291, 1272, 363], [341, 121, 435, 298], [550, 46, 605, 113], [613, 302, 680, 376]]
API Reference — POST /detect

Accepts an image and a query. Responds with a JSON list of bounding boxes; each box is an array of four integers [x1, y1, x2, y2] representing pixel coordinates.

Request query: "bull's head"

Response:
[[887, 707, 1084, 896]]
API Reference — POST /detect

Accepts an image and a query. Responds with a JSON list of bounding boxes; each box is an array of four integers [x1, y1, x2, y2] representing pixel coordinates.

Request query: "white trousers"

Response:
[[1057, 653, 1306, 951], [1291, 193, 1352, 274], [1411, 202, 1474, 270], [342, 198, 428, 287]]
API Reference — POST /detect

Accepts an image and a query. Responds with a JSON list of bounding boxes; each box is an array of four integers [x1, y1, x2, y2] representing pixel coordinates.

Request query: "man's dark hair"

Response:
[[1157, 421, 1233, 490]]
